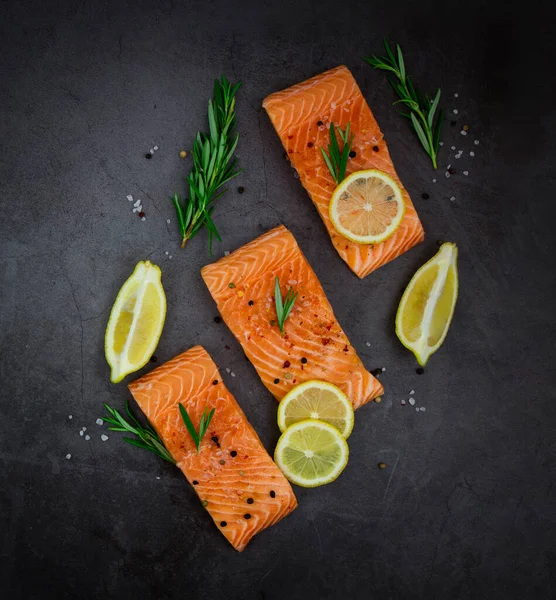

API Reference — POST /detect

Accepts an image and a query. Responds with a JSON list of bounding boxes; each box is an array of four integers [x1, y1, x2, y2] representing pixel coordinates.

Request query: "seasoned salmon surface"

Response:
[[128, 346, 297, 552], [201, 226, 384, 409], [263, 65, 424, 278]]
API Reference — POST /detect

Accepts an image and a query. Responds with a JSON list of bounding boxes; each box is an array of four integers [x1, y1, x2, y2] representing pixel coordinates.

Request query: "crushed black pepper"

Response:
[[150, 355, 158, 363], [274, 378, 280, 384], [372, 368, 382, 377], [214, 316, 222, 323], [212, 380, 218, 385], [270, 490, 276, 498], [416, 367, 425, 375], [211, 436, 219, 444], [193, 480, 199, 485], [145, 153, 152, 159], [283, 360, 291, 368], [421, 193, 430, 200], [238, 186, 244, 194]]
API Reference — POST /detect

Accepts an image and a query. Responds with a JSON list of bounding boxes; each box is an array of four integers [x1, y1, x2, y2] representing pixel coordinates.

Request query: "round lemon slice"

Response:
[[274, 419, 349, 488], [277, 380, 354, 438], [329, 169, 405, 244], [395, 242, 458, 366], [104, 261, 166, 383]]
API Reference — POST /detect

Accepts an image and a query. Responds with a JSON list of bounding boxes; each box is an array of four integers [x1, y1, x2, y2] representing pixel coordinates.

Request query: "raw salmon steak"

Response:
[[263, 65, 424, 278], [201, 226, 384, 409], [128, 345, 297, 552]]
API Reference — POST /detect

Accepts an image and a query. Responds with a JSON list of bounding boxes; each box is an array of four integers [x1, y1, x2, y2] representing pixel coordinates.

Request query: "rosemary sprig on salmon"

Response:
[[103, 402, 175, 464], [171, 76, 242, 253], [274, 276, 298, 335], [320, 122, 353, 184], [363, 40, 442, 169], [179, 404, 215, 454]]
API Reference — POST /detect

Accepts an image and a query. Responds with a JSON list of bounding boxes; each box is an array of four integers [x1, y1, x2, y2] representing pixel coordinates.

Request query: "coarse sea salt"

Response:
[[366, 342, 371, 347], [451, 146, 456, 150], [470, 151, 475, 157], [409, 398, 416, 406], [416, 407, 420, 412], [231, 372, 236, 377], [226, 368, 231, 373], [154, 145, 159, 151], [474, 140, 480, 145], [445, 172, 451, 179], [85, 435, 90, 441], [79, 430, 84, 436], [141, 217, 146, 222], [410, 390, 415, 395], [463, 171, 469, 176], [166, 219, 170, 224], [96, 418, 103, 426], [68, 415, 73, 419], [450, 196, 456, 201], [224, 251, 230, 256], [439, 141, 444, 146], [461, 130, 467, 136], [454, 93, 459, 98], [134, 199, 141, 207], [401, 399, 406, 406], [127, 195, 133, 202], [420, 407, 426, 412], [453, 109, 458, 114], [66, 454, 71, 459], [101, 434, 109, 442], [432, 179, 437, 183]]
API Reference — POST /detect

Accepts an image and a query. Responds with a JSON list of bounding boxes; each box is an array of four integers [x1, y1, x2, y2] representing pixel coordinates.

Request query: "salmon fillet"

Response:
[[201, 226, 384, 409], [128, 346, 297, 552], [263, 65, 424, 279]]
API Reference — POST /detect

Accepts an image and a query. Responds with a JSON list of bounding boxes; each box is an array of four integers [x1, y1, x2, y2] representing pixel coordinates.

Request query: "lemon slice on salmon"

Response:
[[277, 380, 354, 438], [274, 419, 349, 487], [329, 169, 405, 244], [105, 261, 166, 383], [395, 243, 458, 366]]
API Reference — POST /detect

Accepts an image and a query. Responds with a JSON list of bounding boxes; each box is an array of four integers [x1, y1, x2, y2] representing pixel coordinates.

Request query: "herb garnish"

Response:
[[320, 122, 353, 184], [274, 276, 298, 335], [103, 402, 175, 464], [179, 404, 215, 454], [171, 76, 242, 253], [363, 40, 442, 169]]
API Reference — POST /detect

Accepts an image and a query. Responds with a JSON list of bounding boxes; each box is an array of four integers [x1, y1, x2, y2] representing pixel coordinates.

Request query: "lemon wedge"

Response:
[[274, 419, 349, 488], [329, 169, 405, 244], [277, 380, 354, 438], [104, 261, 166, 383], [395, 243, 458, 366]]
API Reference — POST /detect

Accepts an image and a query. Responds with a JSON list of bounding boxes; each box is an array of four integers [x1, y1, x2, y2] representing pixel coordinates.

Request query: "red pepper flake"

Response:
[[343, 345, 349, 352], [283, 360, 291, 368], [225, 345, 230, 350], [322, 338, 331, 346], [288, 135, 294, 139], [287, 149, 293, 154]]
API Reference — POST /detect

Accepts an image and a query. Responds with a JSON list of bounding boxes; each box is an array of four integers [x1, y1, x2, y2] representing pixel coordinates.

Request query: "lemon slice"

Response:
[[274, 419, 349, 488], [104, 261, 166, 383], [329, 169, 405, 244], [395, 243, 458, 366], [277, 380, 354, 438]]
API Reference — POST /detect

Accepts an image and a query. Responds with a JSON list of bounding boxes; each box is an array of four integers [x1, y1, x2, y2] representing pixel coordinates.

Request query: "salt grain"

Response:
[[460, 130, 467, 136], [409, 398, 416, 406], [450, 196, 456, 201], [134, 199, 141, 207], [166, 219, 170, 224], [79, 430, 84, 436], [463, 171, 469, 176], [453, 109, 458, 114], [85, 435, 90, 441], [224, 251, 230, 256], [96, 418, 103, 426], [226, 368, 231, 373], [165, 251, 169, 255], [231, 372, 236, 377], [154, 145, 159, 151], [432, 179, 437, 183], [127, 195, 133, 202], [445, 172, 451, 179], [451, 146, 456, 150], [454, 93, 459, 98], [68, 415, 73, 419], [474, 140, 480, 145], [66, 454, 71, 459], [420, 407, 426, 412], [447, 164, 451, 170], [82, 427, 87, 432], [381, 367, 386, 372], [439, 142, 444, 146], [470, 151, 475, 157], [365, 342, 371, 347], [101, 434, 109, 442], [149, 148, 154, 154], [141, 217, 146, 222], [416, 407, 420, 412], [168, 255, 172, 260], [410, 390, 415, 395], [401, 399, 406, 405], [331, 102, 337, 109]]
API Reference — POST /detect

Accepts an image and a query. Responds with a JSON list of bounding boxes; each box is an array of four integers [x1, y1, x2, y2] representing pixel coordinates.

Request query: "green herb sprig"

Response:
[[363, 40, 442, 169], [274, 277, 298, 335], [179, 404, 215, 454], [171, 76, 242, 253], [320, 122, 353, 184], [103, 402, 175, 465]]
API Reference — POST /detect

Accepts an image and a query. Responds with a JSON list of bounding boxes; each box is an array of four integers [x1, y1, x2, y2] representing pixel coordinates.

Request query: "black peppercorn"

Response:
[[270, 490, 276, 498], [211, 436, 219, 444], [230, 450, 237, 457], [421, 193, 430, 200], [372, 145, 379, 152], [248, 300, 254, 306], [244, 513, 251, 519], [301, 357, 307, 364], [247, 498, 254, 504], [349, 150, 356, 158], [193, 480, 199, 485], [274, 378, 280, 384], [214, 316, 221, 324], [145, 153, 152, 159], [220, 521, 227, 527], [307, 142, 314, 148], [416, 367, 425, 375], [150, 355, 158, 362], [212, 380, 218, 385], [317, 120, 323, 126]]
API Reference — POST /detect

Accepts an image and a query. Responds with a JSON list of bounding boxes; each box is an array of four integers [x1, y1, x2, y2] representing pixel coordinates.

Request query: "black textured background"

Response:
[[1, 1, 555, 598]]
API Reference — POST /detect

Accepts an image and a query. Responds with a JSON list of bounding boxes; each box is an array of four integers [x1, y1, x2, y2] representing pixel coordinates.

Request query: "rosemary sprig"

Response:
[[320, 122, 353, 184], [363, 39, 443, 169], [179, 404, 215, 454], [171, 76, 242, 253], [274, 276, 298, 335], [103, 402, 175, 465]]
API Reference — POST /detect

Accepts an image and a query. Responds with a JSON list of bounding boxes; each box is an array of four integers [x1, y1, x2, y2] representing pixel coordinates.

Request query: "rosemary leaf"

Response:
[[274, 276, 298, 335]]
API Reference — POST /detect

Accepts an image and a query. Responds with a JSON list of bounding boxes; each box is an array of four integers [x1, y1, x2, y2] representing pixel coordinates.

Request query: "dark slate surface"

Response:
[[1, 1, 555, 598]]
